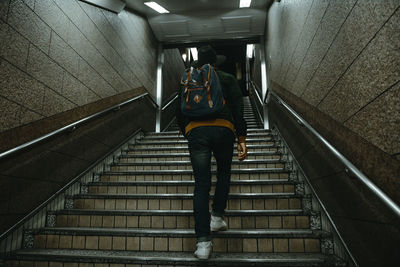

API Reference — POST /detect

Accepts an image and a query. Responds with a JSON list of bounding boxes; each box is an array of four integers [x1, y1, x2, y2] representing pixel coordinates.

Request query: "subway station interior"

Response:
[[0, 0, 399, 266]]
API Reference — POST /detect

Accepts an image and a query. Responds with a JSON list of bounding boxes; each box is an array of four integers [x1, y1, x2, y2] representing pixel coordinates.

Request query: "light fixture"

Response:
[[182, 53, 187, 62], [144, 2, 169, 14], [246, 44, 254, 58], [240, 0, 251, 8], [190, 48, 198, 61]]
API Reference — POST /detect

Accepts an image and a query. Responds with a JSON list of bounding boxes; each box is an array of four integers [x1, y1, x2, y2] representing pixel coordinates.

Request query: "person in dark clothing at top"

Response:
[[176, 45, 247, 259]]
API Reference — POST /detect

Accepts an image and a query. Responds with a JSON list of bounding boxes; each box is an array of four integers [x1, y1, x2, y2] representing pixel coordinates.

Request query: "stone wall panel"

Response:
[[8, 0, 51, 54]]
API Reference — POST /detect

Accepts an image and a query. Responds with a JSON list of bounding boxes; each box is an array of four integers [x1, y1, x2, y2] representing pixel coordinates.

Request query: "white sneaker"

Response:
[[210, 215, 227, 232], [194, 241, 212, 260]]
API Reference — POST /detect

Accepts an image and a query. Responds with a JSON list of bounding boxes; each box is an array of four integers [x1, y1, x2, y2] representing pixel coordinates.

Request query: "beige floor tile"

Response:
[[289, 238, 305, 252], [46, 235, 59, 249], [34, 235, 47, 248], [139, 216, 151, 228], [154, 237, 168, 251], [168, 238, 182, 251], [258, 238, 273, 252], [305, 239, 320, 252], [127, 237, 140, 250], [59, 235, 72, 249], [273, 238, 288, 252], [99, 236, 112, 250], [91, 216, 103, 227], [141, 237, 154, 251], [86, 236, 99, 249], [72, 236, 85, 249], [113, 236, 126, 250], [283, 216, 296, 228], [79, 215, 91, 227], [228, 238, 242, 252], [243, 238, 257, 252]]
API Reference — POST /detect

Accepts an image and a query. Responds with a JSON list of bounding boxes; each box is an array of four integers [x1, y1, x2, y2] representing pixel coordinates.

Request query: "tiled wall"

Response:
[[0, 0, 185, 234], [264, 1, 400, 265], [266, 0, 400, 160], [0, 0, 184, 149], [163, 49, 186, 100]]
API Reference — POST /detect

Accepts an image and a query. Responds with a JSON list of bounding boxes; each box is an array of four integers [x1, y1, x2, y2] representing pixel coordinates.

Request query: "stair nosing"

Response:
[[86, 179, 296, 186], [101, 168, 288, 175], [124, 146, 278, 152], [111, 159, 285, 166], [10, 249, 344, 266], [119, 151, 281, 158], [49, 209, 307, 216], [30, 227, 328, 238], [70, 192, 300, 199]]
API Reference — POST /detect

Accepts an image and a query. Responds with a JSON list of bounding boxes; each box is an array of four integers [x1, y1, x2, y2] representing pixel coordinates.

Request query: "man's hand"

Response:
[[238, 142, 247, 161]]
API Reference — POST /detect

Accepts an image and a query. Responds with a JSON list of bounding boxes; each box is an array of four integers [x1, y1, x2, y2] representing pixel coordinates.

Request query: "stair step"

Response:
[[118, 152, 281, 162], [142, 133, 272, 141], [131, 141, 274, 149], [7, 249, 345, 266], [146, 128, 271, 136], [71, 193, 303, 211], [101, 168, 287, 175], [98, 169, 291, 182], [28, 228, 327, 253], [135, 138, 274, 145], [113, 158, 284, 166], [125, 144, 278, 152], [110, 160, 285, 171], [87, 179, 296, 194], [50, 209, 311, 229]]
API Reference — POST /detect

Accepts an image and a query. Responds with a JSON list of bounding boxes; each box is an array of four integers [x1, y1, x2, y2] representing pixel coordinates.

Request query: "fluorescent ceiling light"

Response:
[[240, 0, 251, 8], [190, 48, 198, 61], [144, 2, 169, 14], [246, 44, 254, 58]]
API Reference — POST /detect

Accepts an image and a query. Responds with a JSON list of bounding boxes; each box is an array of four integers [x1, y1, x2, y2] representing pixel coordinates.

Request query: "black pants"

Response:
[[187, 126, 235, 241]]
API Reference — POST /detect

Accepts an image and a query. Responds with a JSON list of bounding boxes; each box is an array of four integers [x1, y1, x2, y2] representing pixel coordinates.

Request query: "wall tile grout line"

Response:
[[48, 0, 124, 94], [101, 8, 155, 87], [288, 1, 331, 92], [0, 55, 76, 115], [282, 0, 315, 83], [299, 0, 359, 98], [316, 5, 400, 108], [342, 79, 400, 124], [76, 1, 142, 89]]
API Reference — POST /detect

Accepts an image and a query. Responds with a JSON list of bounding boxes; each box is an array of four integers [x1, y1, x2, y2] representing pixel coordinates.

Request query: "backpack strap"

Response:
[[206, 64, 213, 108], [185, 68, 192, 110]]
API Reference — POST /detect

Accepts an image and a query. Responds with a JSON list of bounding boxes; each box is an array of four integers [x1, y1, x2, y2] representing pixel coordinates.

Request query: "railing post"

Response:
[[155, 43, 164, 133], [260, 39, 270, 129]]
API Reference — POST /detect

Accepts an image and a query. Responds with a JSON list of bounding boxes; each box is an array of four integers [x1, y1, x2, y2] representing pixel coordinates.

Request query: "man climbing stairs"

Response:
[[2, 97, 345, 266]]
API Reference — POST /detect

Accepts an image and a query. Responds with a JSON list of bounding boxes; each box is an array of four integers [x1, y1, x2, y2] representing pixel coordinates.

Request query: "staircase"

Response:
[[2, 97, 345, 266]]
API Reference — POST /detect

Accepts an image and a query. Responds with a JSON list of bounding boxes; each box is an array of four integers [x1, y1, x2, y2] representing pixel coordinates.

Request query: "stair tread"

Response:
[[87, 179, 296, 185], [30, 227, 329, 238], [136, 138, 273, 144], [128, 144, 276, 150], [72, 192, 300, 199], [112, 159, 284, 166], [50, 209, 307, 216], [119, 151, 281, 158], [10, 249, 345, 266], [101, 168, 288, 175]]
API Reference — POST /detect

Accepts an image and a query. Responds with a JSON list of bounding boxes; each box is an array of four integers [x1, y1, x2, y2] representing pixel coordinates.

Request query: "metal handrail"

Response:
[[248, 81, 265, 127], [251, 81, 264, 105], [270, 90, 400, 218], [0, 92, 154, 160], [0, 128, 143, 244], [161, 92, 178, 111]]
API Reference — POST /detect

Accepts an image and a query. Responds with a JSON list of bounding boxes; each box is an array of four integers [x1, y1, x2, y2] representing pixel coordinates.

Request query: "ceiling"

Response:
[[125, 0, 272, 46]]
